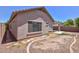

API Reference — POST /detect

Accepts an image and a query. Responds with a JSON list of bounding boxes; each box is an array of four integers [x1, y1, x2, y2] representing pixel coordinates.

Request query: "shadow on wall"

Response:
[[2, 28, 17, 44]]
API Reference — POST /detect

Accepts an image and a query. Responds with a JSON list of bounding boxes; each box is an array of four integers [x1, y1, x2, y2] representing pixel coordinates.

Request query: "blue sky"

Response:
[[0, 6, 79, 23]]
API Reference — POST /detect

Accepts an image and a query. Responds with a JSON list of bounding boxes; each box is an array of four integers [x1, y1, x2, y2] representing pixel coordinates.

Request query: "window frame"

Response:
[[28, 21, 42, 32]]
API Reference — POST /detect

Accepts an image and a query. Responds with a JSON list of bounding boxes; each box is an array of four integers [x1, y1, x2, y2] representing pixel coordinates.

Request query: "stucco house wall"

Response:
[[17, 10, 53, 39], [9, 8, 54, 40], [9, 16, 17, 39]]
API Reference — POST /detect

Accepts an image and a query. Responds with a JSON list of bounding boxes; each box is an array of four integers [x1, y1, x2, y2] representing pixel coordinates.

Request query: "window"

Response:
[[28, 21, 42, 32]]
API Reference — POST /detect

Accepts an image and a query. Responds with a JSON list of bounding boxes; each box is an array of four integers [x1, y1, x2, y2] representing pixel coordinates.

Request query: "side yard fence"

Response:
[[0, 24, 6, 43], [53, 26, 79, 32]]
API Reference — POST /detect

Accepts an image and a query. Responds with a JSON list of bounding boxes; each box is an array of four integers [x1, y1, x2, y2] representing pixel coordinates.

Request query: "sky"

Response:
[[0, 6, 79, 23]]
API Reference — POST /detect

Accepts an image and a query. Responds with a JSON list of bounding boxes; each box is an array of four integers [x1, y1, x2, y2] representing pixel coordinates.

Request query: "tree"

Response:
[[57, 21, 63, 24], [75, 18, 79, 28], [64, 19, 74, 27]]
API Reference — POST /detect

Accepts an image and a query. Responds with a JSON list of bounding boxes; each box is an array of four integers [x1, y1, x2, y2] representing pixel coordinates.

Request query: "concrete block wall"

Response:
[[53, 26, 79, 32], [0, 24, 6, 44]]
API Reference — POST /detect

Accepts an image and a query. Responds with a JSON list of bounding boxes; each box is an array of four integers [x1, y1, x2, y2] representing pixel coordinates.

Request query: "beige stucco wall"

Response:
[[9, 17, 17, 39], [17, 17, 51, 40], [9, 10, 53, 40], [9, 13, 28, 40], [17, 23, 28, 39], [28, 17, 51, 34], [16, 13, 28, 40]]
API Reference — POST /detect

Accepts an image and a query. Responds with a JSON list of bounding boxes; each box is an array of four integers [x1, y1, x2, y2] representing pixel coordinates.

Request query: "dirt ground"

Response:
[[30, 34, 74, 53], [0, 32, 79, 53], [72, 35, 79, 53]]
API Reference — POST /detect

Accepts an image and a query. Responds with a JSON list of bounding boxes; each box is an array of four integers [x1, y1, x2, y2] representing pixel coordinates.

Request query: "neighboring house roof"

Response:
[[8, 7, 55, 24]]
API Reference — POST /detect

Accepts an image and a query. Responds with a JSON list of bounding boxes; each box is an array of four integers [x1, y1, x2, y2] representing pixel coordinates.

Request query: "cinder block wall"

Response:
[[0, 24, 6, 44], [53, 26, 79, 32]]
